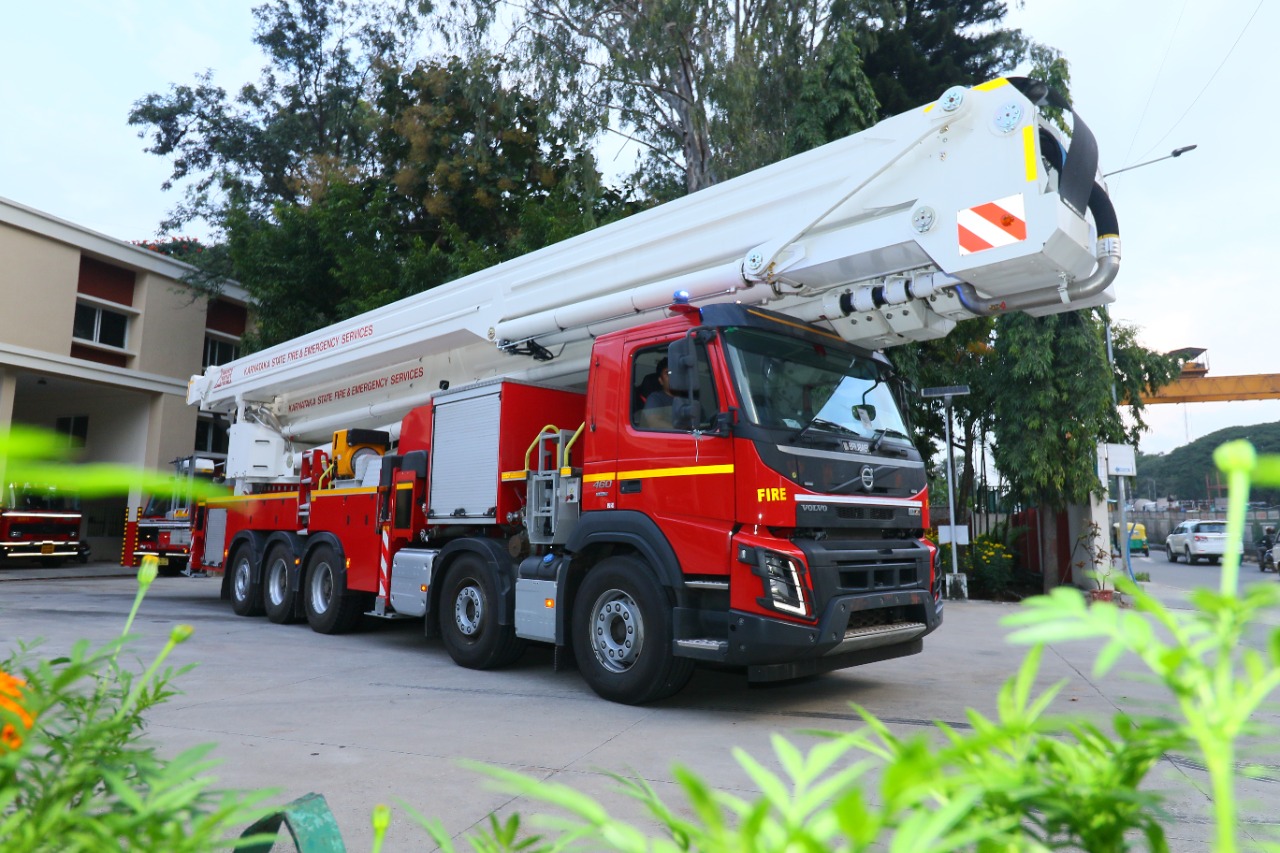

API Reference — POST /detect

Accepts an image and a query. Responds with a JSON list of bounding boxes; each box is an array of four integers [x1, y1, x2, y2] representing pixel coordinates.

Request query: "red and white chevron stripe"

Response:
[[957, 194, 1027, 255]]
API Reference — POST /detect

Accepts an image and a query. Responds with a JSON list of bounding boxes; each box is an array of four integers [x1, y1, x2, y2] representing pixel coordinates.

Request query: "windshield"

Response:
[[143, 492, 185, 518], [722, 327, 910, 441], [8, 484, 80, 512]]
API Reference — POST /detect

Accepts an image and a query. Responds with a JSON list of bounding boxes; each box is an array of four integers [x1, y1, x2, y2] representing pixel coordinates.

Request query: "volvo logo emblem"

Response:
[[860, 465, 875, 490]]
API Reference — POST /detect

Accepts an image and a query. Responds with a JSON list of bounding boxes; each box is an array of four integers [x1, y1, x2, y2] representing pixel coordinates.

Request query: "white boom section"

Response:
[[189, 78, 1117, 459]]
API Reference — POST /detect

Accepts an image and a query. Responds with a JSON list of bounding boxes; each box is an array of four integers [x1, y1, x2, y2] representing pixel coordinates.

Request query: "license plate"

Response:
[[158, 557, 169, 566], [41, 543, 54, 555]]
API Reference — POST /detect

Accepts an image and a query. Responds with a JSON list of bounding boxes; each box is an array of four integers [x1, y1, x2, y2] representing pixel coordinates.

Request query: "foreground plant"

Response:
[[0, 557, 274, 852], [407, 440, 1280, 852]]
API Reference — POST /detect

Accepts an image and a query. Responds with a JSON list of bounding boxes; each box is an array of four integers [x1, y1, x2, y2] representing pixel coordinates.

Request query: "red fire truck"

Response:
[[1, 481, 90, 566], [133, 456, 222, 574], [185, 77, 1121, 703]]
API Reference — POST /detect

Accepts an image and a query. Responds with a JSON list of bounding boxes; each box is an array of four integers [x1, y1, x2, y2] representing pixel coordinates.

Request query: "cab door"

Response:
[[614, 335, 735, 577]]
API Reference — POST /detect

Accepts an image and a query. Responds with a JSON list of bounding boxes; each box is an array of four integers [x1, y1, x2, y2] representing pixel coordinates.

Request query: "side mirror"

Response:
[[666, 338, 695, 394]]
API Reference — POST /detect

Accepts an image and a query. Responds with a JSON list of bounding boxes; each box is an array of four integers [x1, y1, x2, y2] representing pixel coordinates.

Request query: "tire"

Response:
[[228, 544, 264, 617], [303, 544, 364, 634], [262, 544, 297, 624], [571, 555, 695, 705], [1185, 547, 1197, 565], [1166, 544, 1177, 563], [437, 553, 526, 669]]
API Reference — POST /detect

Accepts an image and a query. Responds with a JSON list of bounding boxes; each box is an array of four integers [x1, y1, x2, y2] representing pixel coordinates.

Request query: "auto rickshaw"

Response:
[[1113, 521, 1149, 557]]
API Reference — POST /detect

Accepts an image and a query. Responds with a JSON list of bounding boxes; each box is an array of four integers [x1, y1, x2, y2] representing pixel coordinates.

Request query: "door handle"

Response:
[[620, 480, 642, 494]]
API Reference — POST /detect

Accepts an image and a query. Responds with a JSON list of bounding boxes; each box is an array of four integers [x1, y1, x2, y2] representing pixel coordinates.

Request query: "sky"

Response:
[[2, 0, 1276, 457]]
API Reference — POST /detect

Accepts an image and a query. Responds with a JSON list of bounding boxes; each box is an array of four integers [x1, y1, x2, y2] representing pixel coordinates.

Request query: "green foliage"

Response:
[[129, 0, 426, 231], [453, 0, 883, 196], [988, 311, 1119, 509], [0, 561, 274, 852], [847, 0, 1030, 119], [965, 534, 1015, 599], [401, 441, 1279, 853], [1137, 420, 1280, 507]]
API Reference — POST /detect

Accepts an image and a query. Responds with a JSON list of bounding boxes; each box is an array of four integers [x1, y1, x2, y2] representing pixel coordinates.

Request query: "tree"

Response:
[[129, 0, 427, 231], [455, 0, 880, 198], [848, 0, 1030, 118], [131, 0, 639, 349]]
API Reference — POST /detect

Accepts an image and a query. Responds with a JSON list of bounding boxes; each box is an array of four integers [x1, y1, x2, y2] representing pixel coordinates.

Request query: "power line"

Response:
[[1133, 0, 1266, 162]]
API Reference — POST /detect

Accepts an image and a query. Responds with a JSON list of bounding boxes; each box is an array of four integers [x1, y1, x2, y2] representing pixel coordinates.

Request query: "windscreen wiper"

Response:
[[869, 427, 910, 452], [790, 418, 857, 444]]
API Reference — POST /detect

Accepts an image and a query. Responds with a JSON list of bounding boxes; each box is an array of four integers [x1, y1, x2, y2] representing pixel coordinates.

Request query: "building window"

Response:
[[203, 336, 240, 368], [73, 302, 129, 349], [55, 415, 89, 448], [195, 418, 229, 456]]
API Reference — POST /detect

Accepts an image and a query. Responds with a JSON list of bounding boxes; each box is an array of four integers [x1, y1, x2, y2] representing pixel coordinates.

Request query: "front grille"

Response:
[[834, 506, 896, 521], [8, 523, 76, 538], [838, 561, 919, 592]]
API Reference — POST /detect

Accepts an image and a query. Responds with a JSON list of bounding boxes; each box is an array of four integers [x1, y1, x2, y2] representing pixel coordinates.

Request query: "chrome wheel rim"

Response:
[[588, 588, 643, 673], [309, 562, 334, 615], [454, 585, 483, 636]]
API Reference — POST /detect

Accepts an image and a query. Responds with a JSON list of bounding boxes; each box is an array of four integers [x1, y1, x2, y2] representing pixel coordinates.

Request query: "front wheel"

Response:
[[437, 554, 525, 669], [1166, 545, 1177, 563], [571, 555, 694, 705], [228, 544, 263, 617]]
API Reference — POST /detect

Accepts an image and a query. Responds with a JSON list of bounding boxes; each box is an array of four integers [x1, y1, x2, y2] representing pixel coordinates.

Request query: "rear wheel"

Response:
[[303, 545, 363, 634], [572, 555, 694, 705], [1185, 547, 1198, 565], [437, 553, 525, 669], [229, 544, 263, 617], [262, 544, 297, 624]]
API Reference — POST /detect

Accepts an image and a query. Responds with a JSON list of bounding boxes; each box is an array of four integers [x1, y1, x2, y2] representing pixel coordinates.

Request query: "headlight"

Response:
[[752, 550, 809, 617]]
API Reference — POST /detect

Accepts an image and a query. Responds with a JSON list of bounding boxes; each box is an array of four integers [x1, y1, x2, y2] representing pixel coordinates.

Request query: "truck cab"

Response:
[[574, 303, 940, 690]]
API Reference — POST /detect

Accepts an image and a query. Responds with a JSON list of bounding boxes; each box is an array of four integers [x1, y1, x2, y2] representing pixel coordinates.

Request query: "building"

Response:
[[0, 196, 249, 562]]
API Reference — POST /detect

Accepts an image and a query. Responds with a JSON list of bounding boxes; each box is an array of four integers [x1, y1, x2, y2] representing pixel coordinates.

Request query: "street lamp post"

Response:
[[922, 385, 971, 579], [1101, 143, 1196, 583]]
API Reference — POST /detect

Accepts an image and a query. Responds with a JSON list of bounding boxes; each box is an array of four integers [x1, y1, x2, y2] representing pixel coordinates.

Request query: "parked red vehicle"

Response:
[[1, 482, 90, 566], [134, 456, 222, 575]]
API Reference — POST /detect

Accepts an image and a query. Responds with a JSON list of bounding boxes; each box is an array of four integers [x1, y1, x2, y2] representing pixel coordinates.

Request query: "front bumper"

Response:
[[2, 541, 91, 559], [673, 536, 943, 681]]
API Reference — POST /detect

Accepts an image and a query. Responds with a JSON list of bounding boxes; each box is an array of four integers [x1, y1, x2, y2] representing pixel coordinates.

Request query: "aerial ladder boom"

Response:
[[188, 77, 1118, 467]]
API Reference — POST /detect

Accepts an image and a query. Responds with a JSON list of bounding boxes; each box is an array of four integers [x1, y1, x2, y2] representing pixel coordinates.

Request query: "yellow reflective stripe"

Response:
[[746, 308, 842, 342], [1023, 124, 1038, 182], [500, 470, 526, 482], [621, 464, 734, 480], [207, 492, 298, 505], [975, 78, 1010, 91], [584, 464, 734, 483], [314, 487, 377, 498]]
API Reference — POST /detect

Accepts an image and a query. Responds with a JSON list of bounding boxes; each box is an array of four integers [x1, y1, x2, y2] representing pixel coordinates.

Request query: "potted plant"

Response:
[[1088, 563, 1116, 602]]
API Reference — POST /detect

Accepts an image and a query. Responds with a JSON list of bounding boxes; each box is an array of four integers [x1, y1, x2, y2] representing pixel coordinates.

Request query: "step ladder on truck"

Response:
[[184, 77, 1121, 704]]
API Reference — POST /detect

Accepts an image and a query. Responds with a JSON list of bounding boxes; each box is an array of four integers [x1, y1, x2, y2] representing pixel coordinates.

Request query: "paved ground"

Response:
[[1, 560, 1278, 852]]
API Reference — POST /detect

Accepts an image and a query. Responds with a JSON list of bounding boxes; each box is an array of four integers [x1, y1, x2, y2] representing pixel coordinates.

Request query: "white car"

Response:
[[1165, 520, 1241, 564]]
